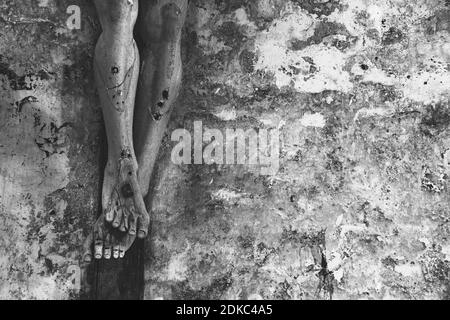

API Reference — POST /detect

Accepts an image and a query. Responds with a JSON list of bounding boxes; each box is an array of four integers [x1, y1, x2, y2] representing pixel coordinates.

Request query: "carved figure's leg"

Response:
[[134, 0, 188, 196], [84, 0, 149, 261]]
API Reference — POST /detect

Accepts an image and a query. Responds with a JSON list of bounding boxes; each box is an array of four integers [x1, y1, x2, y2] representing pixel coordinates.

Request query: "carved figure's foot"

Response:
[[83, 214, 137, 261], [102, 149, 150, 238]]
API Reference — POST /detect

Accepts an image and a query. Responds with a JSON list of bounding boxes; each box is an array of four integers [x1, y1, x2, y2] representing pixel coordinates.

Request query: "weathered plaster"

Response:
[[145, 0, 450, 300], [0, 0, 100, 299]]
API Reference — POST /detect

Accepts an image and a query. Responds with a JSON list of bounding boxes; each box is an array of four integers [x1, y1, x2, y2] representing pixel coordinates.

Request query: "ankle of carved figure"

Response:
[[119, 148, 136, 198], [107, 143, 134, 165]]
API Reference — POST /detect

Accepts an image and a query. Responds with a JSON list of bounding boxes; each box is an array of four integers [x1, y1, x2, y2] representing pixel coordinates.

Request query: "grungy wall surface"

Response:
[[0, 0, 100, 299], [1, 0, 450, 300]]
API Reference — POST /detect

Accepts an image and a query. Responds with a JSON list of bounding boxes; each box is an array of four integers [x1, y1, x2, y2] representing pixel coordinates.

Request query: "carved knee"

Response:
[[160, 3, 185, 41], [95, 0, 138, 30]]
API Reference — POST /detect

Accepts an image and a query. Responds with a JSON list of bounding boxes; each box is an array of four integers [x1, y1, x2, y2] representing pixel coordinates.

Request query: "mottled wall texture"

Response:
[[1, 0, 450, 300]]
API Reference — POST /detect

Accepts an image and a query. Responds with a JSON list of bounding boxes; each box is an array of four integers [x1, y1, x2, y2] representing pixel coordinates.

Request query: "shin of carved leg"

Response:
[[149, 3, 185, 121], [134, 1, 188, 198]]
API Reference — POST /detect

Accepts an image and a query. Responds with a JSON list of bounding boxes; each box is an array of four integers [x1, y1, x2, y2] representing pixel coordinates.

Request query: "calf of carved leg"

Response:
[[134, 0, 188, 197]]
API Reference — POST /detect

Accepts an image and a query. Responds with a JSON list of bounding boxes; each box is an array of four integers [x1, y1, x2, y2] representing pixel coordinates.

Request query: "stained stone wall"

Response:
[[1, 0, 450, 300], [0, 0, 100, 299]]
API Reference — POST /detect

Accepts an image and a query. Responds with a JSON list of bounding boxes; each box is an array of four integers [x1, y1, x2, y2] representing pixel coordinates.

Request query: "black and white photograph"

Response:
[[0, 0, 450, 303]]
